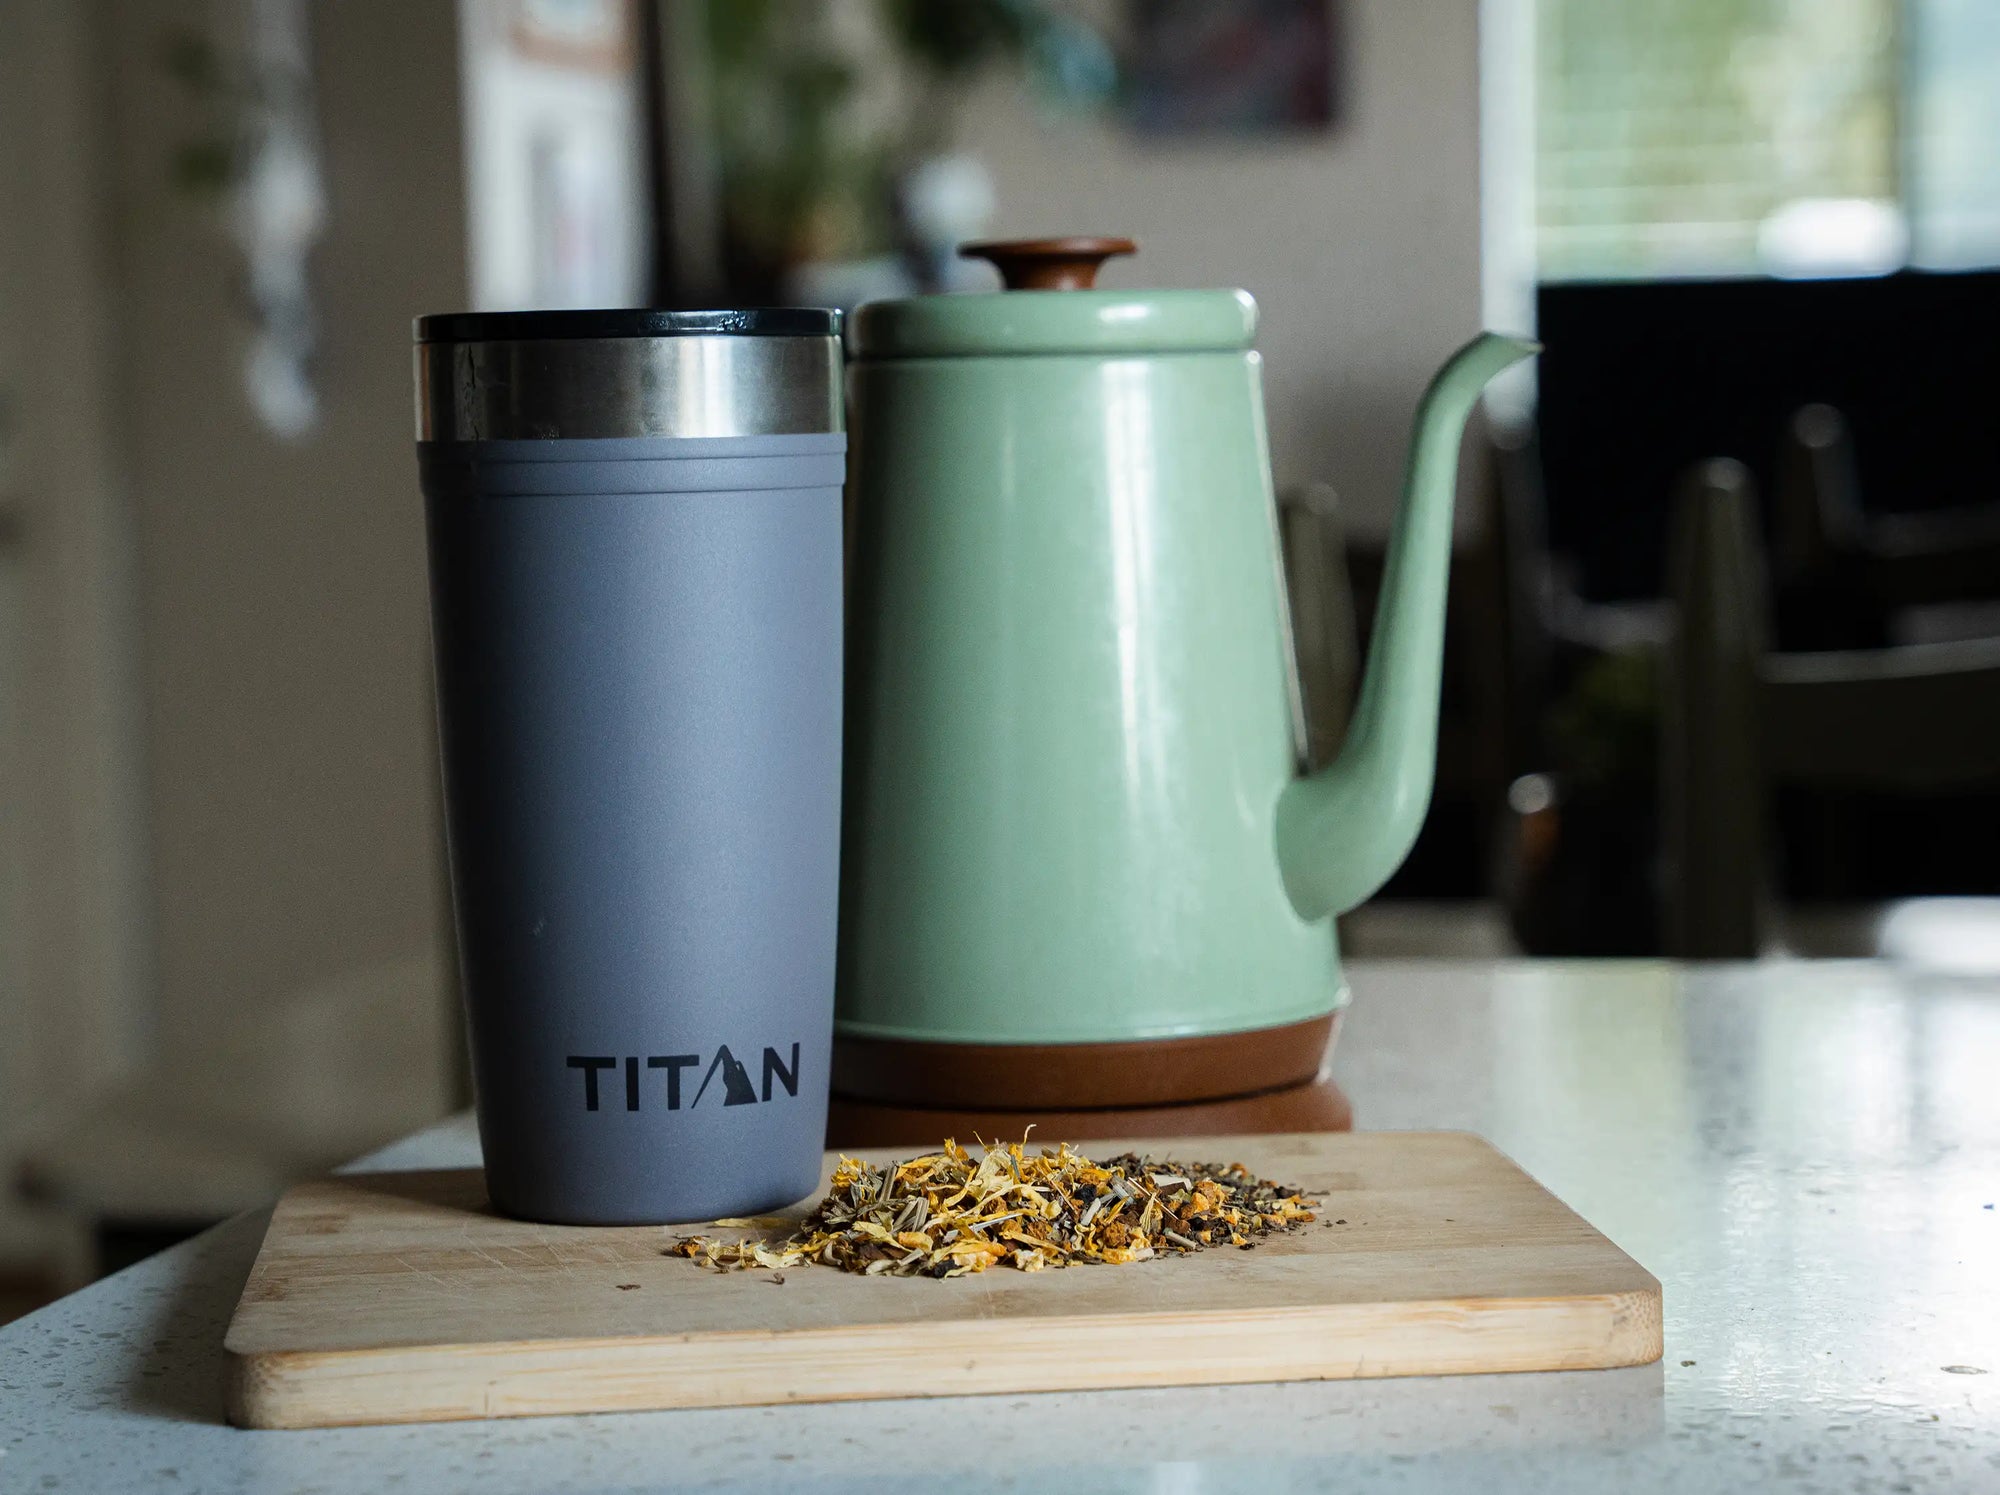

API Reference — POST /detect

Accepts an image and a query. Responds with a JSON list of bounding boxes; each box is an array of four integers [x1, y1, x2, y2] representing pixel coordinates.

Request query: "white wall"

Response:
[[959, 0, 1487, 538], [0, 0, 151, 1265], [95, 0, 466, 1096]]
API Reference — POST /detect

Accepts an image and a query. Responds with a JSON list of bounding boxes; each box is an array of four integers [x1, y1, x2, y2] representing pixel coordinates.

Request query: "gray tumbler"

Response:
[[414, 308, 844, 1224]]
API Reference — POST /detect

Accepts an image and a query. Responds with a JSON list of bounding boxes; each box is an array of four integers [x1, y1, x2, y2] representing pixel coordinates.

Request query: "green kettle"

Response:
[[834, 236, 1533, 1115]]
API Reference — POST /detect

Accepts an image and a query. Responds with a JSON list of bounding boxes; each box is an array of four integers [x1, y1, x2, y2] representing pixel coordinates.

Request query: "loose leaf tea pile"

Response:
[[669, 1137, 1318, 1278]]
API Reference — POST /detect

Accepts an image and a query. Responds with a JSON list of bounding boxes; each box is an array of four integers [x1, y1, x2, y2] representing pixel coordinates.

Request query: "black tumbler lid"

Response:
[[414, 307, 840, 344]]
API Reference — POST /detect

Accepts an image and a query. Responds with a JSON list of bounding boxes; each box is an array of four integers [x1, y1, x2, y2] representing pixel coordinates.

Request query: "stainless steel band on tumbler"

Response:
[[414, 307, 844, 442]]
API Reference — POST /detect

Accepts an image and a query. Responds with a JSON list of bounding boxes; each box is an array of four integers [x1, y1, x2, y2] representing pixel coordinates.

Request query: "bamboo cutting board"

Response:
[[224, 1131, 1660, 1428]]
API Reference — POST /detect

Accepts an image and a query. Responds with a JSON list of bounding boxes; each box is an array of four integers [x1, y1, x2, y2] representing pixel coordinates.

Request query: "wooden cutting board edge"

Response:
[[228, 1286, 1662, 1429]]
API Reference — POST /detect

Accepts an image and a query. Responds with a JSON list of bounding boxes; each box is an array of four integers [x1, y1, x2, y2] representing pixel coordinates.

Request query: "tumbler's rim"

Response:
[[414, 307, 840, 344], [414, 313, 845, 441]]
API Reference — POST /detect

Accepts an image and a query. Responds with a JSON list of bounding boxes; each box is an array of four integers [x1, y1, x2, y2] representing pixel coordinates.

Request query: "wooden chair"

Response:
[[1485, 418, 1674, 775], [1775, 402, 2000, 629], [1661, 459, 2000, 957], [1772, 403, 1867, 587]]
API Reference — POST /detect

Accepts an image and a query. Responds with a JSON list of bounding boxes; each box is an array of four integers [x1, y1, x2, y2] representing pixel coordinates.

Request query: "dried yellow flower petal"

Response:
[[668, 1138, 1319, 1279]]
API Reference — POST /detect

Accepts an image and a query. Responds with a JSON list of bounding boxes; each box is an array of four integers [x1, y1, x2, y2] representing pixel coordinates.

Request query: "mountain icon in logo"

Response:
[[692, 1044, 759, 1108]]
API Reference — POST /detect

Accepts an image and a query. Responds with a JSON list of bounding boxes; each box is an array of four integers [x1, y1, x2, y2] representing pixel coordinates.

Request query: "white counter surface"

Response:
[[4, 960, 1996, 1492]]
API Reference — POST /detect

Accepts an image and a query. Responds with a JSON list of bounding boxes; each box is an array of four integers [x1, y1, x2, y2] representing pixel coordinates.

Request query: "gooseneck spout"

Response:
[[1276, 333, 1538, 921]]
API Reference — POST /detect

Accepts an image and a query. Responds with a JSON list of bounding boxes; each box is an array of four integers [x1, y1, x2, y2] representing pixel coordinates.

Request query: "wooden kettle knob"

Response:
[[959, 236, 1137, 291]]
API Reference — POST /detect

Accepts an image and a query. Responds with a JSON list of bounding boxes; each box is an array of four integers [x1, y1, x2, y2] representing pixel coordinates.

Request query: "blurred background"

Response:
[[2, 0, 1997, 1318]]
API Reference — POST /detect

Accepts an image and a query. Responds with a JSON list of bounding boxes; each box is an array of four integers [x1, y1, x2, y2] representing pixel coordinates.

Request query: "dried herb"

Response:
[[669, 1137, 1317, 1278]]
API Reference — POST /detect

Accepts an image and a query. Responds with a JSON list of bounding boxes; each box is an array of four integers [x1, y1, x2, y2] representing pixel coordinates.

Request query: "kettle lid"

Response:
[[850, 236, 1256, 360], [962, 236, 1138, 290]]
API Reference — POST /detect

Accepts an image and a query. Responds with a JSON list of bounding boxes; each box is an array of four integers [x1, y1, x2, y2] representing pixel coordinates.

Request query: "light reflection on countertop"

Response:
[[1, 961, 1994, 1493]]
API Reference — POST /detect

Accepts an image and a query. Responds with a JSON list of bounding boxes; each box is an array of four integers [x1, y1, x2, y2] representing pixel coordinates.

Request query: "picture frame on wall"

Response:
[[1124, 0, 1341, 135]]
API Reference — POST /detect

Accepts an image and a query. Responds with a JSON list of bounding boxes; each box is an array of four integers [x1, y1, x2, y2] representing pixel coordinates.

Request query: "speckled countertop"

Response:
[[3, 961, 1996, 1493]]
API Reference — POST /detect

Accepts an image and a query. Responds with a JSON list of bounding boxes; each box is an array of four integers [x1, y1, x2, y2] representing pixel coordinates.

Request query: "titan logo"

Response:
[[566, 1045, 800, 1112]]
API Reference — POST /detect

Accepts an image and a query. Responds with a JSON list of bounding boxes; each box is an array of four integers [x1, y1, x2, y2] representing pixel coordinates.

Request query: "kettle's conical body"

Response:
[[839, 292, 1341, 1045]]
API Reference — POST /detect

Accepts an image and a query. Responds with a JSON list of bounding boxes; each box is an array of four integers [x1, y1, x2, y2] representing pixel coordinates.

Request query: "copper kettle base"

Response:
[[826, 1073, 1352, 1149]]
